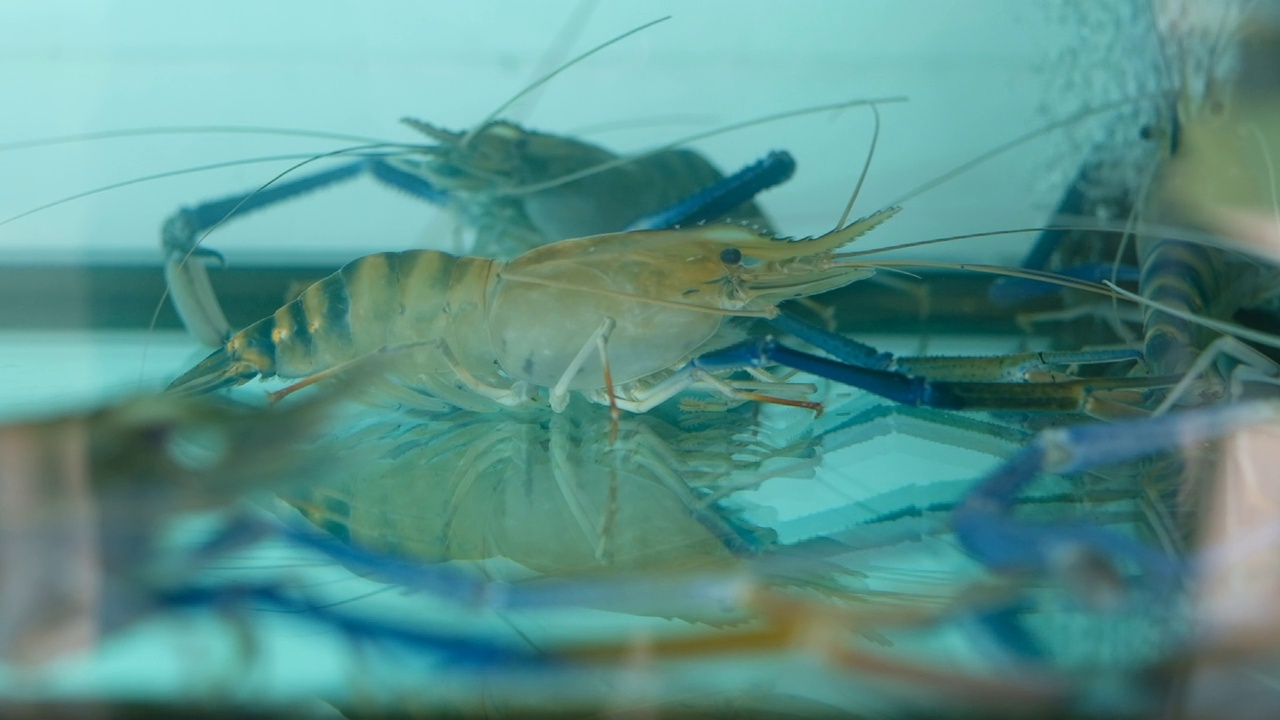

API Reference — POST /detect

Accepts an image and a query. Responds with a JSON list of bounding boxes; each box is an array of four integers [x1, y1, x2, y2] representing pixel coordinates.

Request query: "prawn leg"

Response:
[[156, 580, 544, 669], [182, 513, 1056, 704], [944, 401, 1280, 660], [948, 411, 1210, 584]]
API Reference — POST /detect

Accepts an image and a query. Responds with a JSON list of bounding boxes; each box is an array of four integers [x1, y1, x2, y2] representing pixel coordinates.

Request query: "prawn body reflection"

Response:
[[286, 401, 827, 601]]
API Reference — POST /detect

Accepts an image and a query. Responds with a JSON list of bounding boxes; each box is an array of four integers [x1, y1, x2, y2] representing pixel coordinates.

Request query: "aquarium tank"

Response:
[[0, 1, 1278, 717]]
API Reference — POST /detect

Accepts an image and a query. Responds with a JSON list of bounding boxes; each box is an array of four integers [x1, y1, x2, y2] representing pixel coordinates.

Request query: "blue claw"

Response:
[[951, 401, 1280, 589], [164, 149, 794, 255], [689, 336, 1059, 411], [162, 156, 446, 255], [943, 404, 1280, 661], [625, 151, 796, 231], [767, 311, 893, 370]]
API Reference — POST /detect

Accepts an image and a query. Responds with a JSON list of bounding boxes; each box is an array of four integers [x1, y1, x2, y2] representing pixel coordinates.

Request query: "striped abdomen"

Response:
[[222, 250, 494, 382], [1138, 237, 1225, 376]]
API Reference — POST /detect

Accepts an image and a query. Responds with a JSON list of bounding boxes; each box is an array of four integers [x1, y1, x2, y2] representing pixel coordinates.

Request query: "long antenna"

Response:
[[502, 97, 908, 197], [507, 0, 602, 124], [0, 126, 390, 154], [884, 96, 1162, 209], [835, 104, 881, 230], [465, 16, 671, 143]]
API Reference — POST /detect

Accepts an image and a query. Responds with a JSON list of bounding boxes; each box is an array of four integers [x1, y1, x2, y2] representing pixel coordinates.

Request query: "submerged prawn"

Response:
[[162, 16, 792, 348], [163, 117, 794, 349], [0, 391, 339, 665], [166, 208, 898, 414], [926, 2, 1280, 692]]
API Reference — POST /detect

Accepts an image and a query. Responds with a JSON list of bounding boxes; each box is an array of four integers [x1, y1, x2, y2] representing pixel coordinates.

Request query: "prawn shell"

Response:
[[491, 253, 723, 389]]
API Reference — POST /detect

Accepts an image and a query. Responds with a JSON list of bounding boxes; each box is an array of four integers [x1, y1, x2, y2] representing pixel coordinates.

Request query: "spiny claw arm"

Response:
[[161, 157, 449, 260], [687, 337, 1007, 411], [163, 246, 233, 347], [946, 402, 1280, 658], [772, 311, 1143, 381], [692, 334, 1173, 413], [768, 310, 893, 370], [625, 150, 796, 231]]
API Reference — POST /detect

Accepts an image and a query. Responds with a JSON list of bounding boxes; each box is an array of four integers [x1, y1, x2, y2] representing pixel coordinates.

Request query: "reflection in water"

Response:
[[289, 402, 793, 580]]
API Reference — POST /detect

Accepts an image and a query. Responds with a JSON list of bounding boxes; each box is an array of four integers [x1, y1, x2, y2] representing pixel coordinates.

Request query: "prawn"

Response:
[[162, 121, 795, 347], [0, 390, 339, 666], [165, 208, 898, 415], [0, 4, 1239, 712], [161, 17, 795, 348], [937, 0, 1280, 688]]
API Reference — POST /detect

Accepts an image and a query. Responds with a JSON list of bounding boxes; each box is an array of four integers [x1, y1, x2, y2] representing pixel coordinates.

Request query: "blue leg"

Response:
[[944, 401, 1280, 659], [947, 402, 1280, 582], [625, 151, 796, 231], [155, 511, 758, 665], [164, 148, 796, 256], [157, 583, 544, 669], [768, 310, 893, 370], [161, 155, 449, 259], [288, 518, 751, 613]]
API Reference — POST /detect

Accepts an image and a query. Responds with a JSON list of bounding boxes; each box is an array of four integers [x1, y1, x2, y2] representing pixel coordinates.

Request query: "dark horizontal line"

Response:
[[0, 264, 1027, 335]]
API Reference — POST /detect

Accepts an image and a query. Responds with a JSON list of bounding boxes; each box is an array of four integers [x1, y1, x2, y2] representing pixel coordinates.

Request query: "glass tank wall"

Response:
[[0, 1, 1277, 717]]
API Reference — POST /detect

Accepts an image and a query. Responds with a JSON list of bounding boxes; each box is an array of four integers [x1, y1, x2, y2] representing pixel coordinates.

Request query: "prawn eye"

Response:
[[720, 247, 743, 266]]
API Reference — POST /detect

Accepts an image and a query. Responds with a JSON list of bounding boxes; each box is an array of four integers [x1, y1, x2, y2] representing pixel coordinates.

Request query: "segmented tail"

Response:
[[1138, 237, 1225, 377]]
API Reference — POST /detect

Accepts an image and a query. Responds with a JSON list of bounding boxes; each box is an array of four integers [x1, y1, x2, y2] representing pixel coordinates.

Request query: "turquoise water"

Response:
[[0, 1, 1275, 717]]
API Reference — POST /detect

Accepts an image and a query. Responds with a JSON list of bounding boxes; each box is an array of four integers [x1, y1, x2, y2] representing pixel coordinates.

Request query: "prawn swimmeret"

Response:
[[166, 208, 898, 414]]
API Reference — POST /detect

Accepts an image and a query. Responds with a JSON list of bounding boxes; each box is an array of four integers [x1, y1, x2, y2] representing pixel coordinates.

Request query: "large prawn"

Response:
[[166, 208, 897, 414], [160, 16, 799, 348]]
